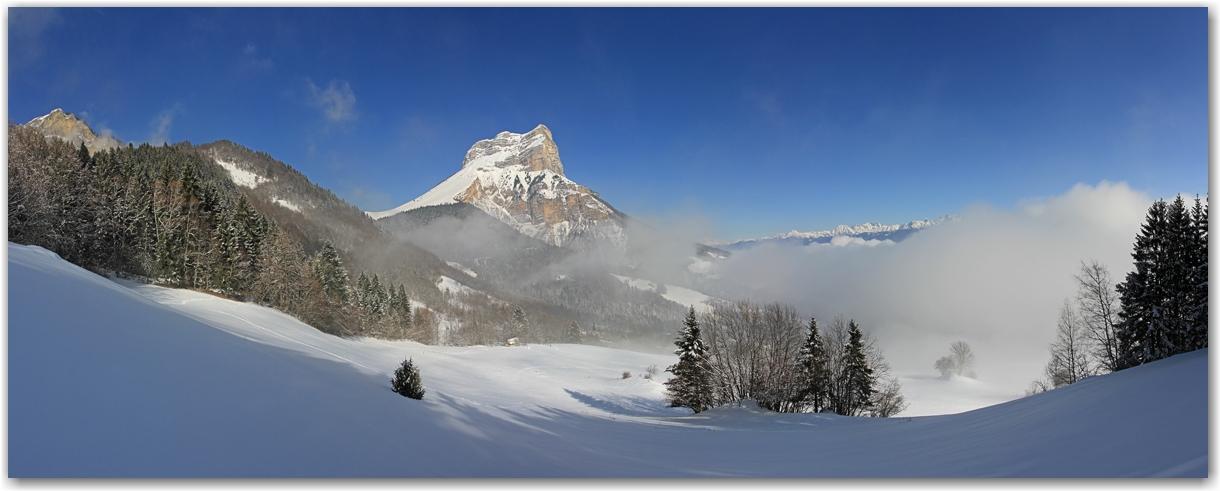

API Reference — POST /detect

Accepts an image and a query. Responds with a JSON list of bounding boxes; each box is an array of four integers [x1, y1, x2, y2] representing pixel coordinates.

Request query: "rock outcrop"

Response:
[[25, 109, 121, 154]]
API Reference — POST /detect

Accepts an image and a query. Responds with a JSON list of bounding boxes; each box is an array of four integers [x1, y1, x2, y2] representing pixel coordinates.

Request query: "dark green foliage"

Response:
[[664, 307, 715, 413], [838, 320, 876, 416], [795, 316, 831, 413], [390, 358, 425, 400], [6, 125, 426, 341], [1115, 196, 1208, 369]]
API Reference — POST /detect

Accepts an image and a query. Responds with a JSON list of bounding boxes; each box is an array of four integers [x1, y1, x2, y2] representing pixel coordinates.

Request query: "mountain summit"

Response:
[[461, 125, 562, 174], [25, 109, 121, 154], [370, 125, 626, 249]]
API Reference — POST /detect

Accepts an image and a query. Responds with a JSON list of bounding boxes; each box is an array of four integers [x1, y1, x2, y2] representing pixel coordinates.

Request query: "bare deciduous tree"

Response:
[[1074, 260, 1120, 373], [949, 341, 976, 378], [1047, 299, 1092, 387]]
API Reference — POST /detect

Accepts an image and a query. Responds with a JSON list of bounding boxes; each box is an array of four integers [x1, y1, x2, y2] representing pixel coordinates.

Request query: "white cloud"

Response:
[[148, 103, 185, 145], [714, 181, 1152, 392], [306, 78, 356, 126]]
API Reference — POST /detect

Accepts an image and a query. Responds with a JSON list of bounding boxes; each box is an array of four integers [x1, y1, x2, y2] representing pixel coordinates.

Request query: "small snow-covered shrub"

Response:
[[621, 371, 632, 379], [391, 358, 425, 400]]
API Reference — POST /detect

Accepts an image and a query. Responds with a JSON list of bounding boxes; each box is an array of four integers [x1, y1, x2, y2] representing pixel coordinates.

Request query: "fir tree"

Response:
[[390, 358, 425, 400], [313, 241, 349, 302], [795, 316, 831, 413], [664, 307, 715, 413], [840, 320, 875, 416], [1115, 196, 1208, 369], [1189, 196, 1208, 352], [565, 321, 583, 344]]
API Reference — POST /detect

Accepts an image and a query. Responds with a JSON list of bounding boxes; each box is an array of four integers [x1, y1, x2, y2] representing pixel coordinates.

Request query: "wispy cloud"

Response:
[[339, 184, 392, 212], [241, 42, 274, 72], [148, 103, 185, 145], [306, 78, 357, 127], [9, 8, 62, 68]]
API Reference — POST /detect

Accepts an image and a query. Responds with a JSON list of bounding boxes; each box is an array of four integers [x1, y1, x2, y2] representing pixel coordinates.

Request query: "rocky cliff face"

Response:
[[25, 109, 121, 154], [370, 125, 627, 250]]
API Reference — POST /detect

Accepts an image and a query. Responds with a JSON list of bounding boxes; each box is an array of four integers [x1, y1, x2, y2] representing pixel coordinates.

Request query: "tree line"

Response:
[[1030, 195, 1207, 393], [665, 302, 906, 417], [8, 124, 423, 340]]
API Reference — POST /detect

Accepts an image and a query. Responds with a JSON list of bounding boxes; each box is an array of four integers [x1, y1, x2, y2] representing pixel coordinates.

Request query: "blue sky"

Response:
[[9, 8, 1207, 241]]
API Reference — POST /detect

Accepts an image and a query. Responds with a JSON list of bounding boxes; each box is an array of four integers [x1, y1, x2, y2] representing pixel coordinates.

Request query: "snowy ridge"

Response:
[[712, 215, 955, 248], [8, 242, 1209, 477]]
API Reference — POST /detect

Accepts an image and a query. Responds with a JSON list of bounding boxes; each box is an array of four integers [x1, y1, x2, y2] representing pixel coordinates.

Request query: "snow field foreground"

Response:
[[8, 243, 1207, 477]]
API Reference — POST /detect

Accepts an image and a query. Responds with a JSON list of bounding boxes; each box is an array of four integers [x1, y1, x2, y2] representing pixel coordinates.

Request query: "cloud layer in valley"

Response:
[[713, 182, 1154, 392]]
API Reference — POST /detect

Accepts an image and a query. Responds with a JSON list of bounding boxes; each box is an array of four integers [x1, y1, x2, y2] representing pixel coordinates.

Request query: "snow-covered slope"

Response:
[[9, 242, 1207, 477], [613, 274, 718, 313], [369, 125, 626, 249]]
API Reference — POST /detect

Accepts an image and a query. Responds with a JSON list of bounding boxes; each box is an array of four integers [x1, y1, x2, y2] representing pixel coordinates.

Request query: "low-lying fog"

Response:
[[708, 182, 1151, 392]]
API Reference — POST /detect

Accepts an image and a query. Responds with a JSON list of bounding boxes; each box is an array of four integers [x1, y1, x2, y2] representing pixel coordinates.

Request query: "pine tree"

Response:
[[313, 242, 349, 303], [795, 316, 830, 413], [1115, 196, 1208, 369], [840, 320, 875, 416], [506, 307, 529, 343], [565, 321, 583, 344], [1189, 196, 1208, 352], [390, 358, 425, 400], [665, 307, 715, 413], [1116, 199, 1170, 369]]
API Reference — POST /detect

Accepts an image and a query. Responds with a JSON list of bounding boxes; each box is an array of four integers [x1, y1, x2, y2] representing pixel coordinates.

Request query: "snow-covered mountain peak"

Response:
[[460, 124, 562, 175], [370, 125, 625, 249]]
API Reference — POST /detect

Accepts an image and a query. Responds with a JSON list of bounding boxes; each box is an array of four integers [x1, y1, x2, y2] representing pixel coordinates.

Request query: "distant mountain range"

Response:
[[712, 216, 955, 251]]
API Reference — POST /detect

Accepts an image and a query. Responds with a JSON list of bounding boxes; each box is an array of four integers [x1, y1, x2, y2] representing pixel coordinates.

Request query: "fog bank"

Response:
[[715, 182, 1152, 392]]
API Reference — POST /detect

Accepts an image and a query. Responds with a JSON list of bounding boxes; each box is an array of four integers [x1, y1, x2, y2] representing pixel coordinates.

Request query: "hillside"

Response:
[[9, 242, 1207, 477]]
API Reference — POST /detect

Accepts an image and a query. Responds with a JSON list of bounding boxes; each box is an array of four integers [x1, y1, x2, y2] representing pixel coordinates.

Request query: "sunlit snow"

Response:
[[8, 243, 1207, 477], [214, 158, 267, 188]]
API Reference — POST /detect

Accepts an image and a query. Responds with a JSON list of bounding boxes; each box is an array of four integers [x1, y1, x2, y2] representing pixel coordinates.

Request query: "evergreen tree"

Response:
[[1115, 197, 1208, 369], [313, 241, 349, 302], [390, 358, 425, 400], [565, 321, 583, 344], [664, 307, 715, 413], [795, 316, 831, 413], [839, 320, 875, 416], [77, 142, 91, 168], [505, 307, 529, 343], [1189, 196, 1208, 352]]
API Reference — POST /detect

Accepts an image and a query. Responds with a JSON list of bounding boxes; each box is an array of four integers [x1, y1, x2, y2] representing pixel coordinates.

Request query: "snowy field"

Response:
[[8, 243, 1208, 477]]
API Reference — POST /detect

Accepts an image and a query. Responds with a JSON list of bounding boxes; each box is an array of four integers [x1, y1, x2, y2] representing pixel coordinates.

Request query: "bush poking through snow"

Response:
[[621, 371, 632, 379], [391, 358, 425, 400]]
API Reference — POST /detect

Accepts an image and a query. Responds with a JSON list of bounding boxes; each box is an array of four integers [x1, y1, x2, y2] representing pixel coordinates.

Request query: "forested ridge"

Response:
[[9, 123, 427, 340]]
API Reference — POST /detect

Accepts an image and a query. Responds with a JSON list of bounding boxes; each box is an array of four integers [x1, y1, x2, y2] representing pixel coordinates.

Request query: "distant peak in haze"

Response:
[[460, 124, 562, 175], [711, 216, 957, 250]]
